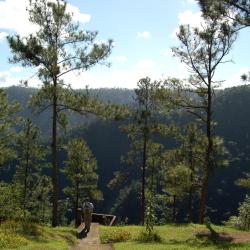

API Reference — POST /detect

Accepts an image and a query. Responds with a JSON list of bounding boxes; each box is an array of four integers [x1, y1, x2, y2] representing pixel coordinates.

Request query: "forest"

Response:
[[0, 0, 250, 249]]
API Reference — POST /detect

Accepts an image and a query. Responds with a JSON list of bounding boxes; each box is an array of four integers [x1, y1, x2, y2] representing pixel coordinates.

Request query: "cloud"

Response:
[[137, 31, 151, 39], [222, 67, 250, 88], [61, 58, 164, 89], [0, 32, 8, 42], [162, 48, 174, 57], [113, 56, 128, 62], [0, 0, 91, 36], [186, 0, 197, 5], [10, 66, 23, 73], [171, 10, 203, 38]]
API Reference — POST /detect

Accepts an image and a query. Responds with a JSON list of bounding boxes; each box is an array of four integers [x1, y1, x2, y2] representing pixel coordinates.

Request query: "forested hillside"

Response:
[[2, 85, 250, 223]]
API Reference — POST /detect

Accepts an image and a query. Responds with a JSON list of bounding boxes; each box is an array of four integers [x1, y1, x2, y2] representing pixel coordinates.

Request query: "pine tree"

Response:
[[62, 138, 102, 227], [197, 0, 250, 29], [14, 118, 48, 219], [7, 0, 112, 226], [0, 89, 20, 170], [121, 77, 162, 225], [169, 16, 236, 223]]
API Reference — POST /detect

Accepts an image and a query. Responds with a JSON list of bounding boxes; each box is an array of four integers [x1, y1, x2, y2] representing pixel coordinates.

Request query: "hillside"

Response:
[[3, 84, 250, 223]]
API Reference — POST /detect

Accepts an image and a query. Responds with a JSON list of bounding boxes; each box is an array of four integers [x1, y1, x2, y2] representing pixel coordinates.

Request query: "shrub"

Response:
[[137, 230, 162, 243], [226, 195, 250, 230], [101, 228, 131, 243], [0, 232, 28, 249], [0, 220, 41, 236]]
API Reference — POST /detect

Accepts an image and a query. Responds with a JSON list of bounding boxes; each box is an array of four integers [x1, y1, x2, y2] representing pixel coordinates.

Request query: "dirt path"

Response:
[[70, 223, 113, 250]]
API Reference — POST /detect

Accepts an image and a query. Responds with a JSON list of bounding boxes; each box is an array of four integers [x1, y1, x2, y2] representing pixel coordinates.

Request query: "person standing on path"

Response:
[[82, 200, 94, 233]]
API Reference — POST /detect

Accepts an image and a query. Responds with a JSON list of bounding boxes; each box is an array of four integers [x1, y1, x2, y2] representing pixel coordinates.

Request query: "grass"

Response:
[[0, 220, 77, 250], [100, 224, 250, 250]]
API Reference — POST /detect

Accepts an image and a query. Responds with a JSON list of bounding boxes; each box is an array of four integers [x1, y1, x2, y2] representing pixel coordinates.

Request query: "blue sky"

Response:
[[0, 0, 249, 89]]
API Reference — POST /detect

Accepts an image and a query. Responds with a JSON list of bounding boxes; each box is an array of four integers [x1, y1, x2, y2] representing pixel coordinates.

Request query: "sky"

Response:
[[0, 0, 249, 89]]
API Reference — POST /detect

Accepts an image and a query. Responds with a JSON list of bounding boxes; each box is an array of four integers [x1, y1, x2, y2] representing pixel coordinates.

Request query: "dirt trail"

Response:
[[70, 223, 113, 250]]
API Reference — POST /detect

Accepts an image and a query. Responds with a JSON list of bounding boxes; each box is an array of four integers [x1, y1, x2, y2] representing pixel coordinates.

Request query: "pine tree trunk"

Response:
[[199, 79, 212, 224], [23, 120, 30, 218], [75, 182, 79, 227], [187, 150, 194, 223], [52, 81, 58, 227], [199, 171, 209, 224], [173, 195, 177, 223], [141, 135, 147, 226], [187, 185, 193, 223]]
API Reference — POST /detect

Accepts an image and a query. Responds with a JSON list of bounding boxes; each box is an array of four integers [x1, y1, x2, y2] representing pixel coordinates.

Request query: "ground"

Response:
[[70, 223, 113, 250]]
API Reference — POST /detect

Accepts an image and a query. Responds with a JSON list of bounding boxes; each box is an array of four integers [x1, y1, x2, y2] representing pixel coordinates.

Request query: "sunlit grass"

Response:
[[100, 224, 250, 250], [0, 220, 77, 250]]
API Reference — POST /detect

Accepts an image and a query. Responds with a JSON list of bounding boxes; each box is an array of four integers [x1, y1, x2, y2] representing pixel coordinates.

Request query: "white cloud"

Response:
[[113, 56, 128, 62], [0, 32, 8, 41], [178, 10, 202, 27], [137, 31, 151, 39], [61, 59, 163, 89], [186, 0, 197, 5], [171, 10, 203, 38], [10, 66, 23, 73], [222, 67, 250, 88], [0, 0, 91, 36], [162, 48, 174, 57], [66, 4, 91, 23], [135, 59, 155, 70]]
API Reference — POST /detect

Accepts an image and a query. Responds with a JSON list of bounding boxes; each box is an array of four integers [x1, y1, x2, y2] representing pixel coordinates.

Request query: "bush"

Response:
[[101, 228, 131, 243], [137, 230, 162, 243], [0, 220, 41, 236], [227, 195, 250, 230], [0, 232, 28, 249]]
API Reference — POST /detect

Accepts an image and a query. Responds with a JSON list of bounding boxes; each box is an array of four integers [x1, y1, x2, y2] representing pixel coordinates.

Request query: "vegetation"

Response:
[[100, 224, 250, 249], [0, 220, 76, 249], [0, 0, 250, 248], [7, 0, 112, 227]]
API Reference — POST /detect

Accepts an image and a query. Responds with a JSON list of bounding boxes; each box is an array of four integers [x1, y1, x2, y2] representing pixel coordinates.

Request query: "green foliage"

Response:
[[100, 228, 131, 243], [14, 119, 50, 219], [227, 195, 250, 230], [236, 173, 250, 188], [137, 230, 162, 243], [0, 88, 20, 169], [0, 220, 76, 249], [63, 138, 101, 202], [0, 232, 28, 249], [198, 0, 250, 28], [62, 138, 101, 225], [7, 0, 113, 226], [0, 182, 23, 219]]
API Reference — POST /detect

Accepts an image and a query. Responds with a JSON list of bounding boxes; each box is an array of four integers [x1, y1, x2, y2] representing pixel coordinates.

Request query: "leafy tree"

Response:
[[0, 89, 19, 170], [7, 0, 112, 226], [62, 138, 102, 227], [14, 119, 48, 218], [169, 16, 236, 223]]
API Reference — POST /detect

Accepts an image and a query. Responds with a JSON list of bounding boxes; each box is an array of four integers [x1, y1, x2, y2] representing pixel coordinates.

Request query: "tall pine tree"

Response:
[[7, 0, 112, 226]]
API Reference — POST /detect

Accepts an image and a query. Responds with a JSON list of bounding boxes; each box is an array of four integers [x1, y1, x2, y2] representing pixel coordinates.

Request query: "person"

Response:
[[82, 200, 94, 233]]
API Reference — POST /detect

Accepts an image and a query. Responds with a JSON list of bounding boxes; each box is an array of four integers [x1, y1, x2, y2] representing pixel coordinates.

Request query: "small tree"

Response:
[[14, 119, 48, 218], [0, 89, 19, 171], [62, 138, 102, 227]]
